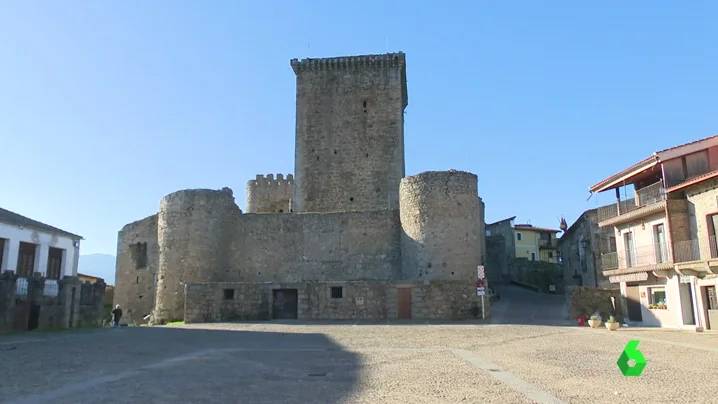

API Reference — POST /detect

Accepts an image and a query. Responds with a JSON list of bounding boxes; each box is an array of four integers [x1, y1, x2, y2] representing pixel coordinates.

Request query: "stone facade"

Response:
[[684, 177, 718, 240], [114, 214, 159, 324], [0, 272, 105, 333], [485, 217, 516, 283], [291, 53, 407, 214], [565, 285, 623, 322], [185, 280, 487, 323], [558, 208, 615, 289], [114, 52, 488, 324], [245, 174, 294, 214]]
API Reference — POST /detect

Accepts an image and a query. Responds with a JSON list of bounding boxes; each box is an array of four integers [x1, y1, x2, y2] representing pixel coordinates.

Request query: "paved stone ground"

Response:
[[1, 286, 716, 403]]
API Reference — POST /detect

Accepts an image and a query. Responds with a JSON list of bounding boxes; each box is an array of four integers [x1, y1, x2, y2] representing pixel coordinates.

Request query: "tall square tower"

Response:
[[291, 52, 408, 213]]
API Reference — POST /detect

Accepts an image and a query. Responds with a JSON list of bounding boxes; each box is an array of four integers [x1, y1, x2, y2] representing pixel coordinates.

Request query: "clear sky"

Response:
[[1, 1, 717, 255]]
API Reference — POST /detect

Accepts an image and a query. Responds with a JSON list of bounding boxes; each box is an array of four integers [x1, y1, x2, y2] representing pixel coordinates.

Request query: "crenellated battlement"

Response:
[[248, 173, 294, 187], [290, 52, 405, 74], [246, 174, 294, 213]]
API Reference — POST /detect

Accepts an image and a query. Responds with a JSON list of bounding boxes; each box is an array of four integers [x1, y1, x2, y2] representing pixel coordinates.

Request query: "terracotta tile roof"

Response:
[[656, 134, 718, 154], [513, 224, 562, 233], [0, 207, 82, 240], [666, 169, 718, 193], [589, 156, 658, 193], [590, 134, 718, 194]]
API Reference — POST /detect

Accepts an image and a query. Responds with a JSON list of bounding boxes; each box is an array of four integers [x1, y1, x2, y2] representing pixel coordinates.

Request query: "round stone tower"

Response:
[[152, 187, 239, 324], [399, 170, 481, 281]]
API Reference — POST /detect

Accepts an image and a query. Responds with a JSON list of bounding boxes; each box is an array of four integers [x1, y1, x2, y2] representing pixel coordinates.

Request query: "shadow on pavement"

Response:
[[0, 326, 360, 404]]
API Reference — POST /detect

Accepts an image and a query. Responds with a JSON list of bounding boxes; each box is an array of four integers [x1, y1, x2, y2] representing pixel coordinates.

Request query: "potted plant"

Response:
[[588, 311, 602, 328], [605, 315, 620, 331]]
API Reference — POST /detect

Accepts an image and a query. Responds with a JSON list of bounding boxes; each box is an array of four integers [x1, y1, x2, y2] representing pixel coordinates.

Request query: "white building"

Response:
[[0, 207, 82, 283]]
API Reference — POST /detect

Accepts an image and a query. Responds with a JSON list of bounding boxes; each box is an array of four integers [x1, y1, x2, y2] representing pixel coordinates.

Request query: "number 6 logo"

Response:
[[617, 340, 647, 376]]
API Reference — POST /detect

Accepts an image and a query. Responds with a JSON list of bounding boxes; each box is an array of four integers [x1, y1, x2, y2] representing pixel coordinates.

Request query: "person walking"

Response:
[[111, 304, 123, 328]]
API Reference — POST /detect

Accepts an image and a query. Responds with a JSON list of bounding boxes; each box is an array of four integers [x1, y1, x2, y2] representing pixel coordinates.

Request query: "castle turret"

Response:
[[399, 171, 481, 281], [246, 174, 294, 213], [291, 53, 408, 213], [152, 187, 239, 323]]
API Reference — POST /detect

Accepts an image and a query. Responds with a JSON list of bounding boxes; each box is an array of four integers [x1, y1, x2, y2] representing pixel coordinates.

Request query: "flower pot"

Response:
[[588, 319, 602, 328], [605, 322, 620, 331]]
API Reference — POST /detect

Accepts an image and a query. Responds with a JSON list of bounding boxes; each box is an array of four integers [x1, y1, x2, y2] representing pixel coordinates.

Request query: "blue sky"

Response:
[[1, 2, 717, 255]]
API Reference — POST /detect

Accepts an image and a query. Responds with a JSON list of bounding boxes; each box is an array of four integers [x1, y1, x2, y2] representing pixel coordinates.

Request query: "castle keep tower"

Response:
[[291, 53, 408, 213]]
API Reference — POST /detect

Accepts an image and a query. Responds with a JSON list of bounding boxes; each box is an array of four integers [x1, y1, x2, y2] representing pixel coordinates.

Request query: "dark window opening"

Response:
[[349, 197, 354, 202], [331, 287, 343, 299], [17, 242, 37, 277], [516, 233, 522, 241], [279, 209, 284, 213], [136, 276, 139, 284], [548, 252, 554, 259], [47, 247, 64, 279], [138, 294, 143, 300], [130, 242, 148, 269], [451, 272, 454, 275], [427, 263, 432, 268], [333, 149, 337, 154], [0, 238, 5, 272], [363, 101, 367, 108], [316, 156, 320, 161], [224, 289, 235, 300], [366, 153, 369, 158]]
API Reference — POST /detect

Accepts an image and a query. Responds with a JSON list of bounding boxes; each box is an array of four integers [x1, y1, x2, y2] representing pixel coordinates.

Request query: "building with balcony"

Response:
[[513, 224, 561, 263], [589, 135, 718, 329], [558, 208, 616, 289]]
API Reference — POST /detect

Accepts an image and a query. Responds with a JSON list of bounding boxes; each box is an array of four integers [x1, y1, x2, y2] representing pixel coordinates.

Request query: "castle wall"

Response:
[[246, 174, 294, 213], [291, 53, 408, 213], [400, 171, 482, 281], [153, 188, 240, 323], [113, 214, 159, 324], [229, 210, 402, 282], [184, 280, 487, 322]]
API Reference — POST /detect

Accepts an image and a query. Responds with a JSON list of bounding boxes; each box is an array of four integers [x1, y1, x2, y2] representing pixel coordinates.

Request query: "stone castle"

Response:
[[114, 52, 487, 324]]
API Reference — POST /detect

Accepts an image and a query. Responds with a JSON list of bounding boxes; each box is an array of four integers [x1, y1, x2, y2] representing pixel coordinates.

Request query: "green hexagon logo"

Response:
[[617, 340, 646, 377]]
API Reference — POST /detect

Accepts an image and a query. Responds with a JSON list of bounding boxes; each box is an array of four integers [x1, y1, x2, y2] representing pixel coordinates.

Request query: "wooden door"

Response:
[[272, 289, 298, 319], [625, 285, 642, 322], [397, 288, 412, 320]]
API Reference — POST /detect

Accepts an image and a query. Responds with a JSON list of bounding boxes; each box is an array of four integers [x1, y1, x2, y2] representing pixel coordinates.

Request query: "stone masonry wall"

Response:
[[566, 285, 623, 322], [399, 171, 482, 281], [0, 273, 104, 332], [667, 198, 691, 246], [114, 214, 159, 324], [154, 188, 240, 323], [184, 280, 488, 323], [230, 209, 402, 282], [246, 174, 294, 213], [685, 178, 718, 242], [291, 53, 408, 213]]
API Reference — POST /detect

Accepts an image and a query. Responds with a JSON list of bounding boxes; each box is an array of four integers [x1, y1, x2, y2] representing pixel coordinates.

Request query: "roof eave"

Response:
[[588, 155, 659, 194]]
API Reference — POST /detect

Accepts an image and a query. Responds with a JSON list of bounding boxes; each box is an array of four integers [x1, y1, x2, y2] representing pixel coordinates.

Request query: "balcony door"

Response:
[[708, 214, 718, 259], [624, 232, 635, 267], [654, 224, 668, 263]]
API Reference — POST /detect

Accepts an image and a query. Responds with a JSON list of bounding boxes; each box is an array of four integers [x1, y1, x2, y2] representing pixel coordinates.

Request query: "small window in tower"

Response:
[[224, 289, 235, 300], [334, 149, 337, 154], [363, 101, 367, 108], [279, 209, 284, 213], [331, 287, 343, 299], [349, 197, 354, 202], [130, 242, 148, 269], [366, 153, 369, 158]]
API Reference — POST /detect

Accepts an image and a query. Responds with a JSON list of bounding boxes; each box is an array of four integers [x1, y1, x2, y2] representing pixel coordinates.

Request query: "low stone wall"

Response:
[[512, 259, 564, 294], [0, 272, 106, 333], [184, 280, 489, 323], [566, 286, 623, 321]]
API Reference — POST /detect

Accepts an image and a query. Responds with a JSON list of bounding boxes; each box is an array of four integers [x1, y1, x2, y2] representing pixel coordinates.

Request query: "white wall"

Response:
[[0, 222, 80, 278]]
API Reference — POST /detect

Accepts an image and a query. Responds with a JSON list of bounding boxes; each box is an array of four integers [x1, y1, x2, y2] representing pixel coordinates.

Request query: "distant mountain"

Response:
[[78, 253, 116, 285]]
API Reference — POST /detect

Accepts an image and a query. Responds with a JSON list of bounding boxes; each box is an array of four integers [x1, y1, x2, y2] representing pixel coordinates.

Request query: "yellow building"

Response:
[[78, 273, 114, 306], [513, 224, 561, 263]]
